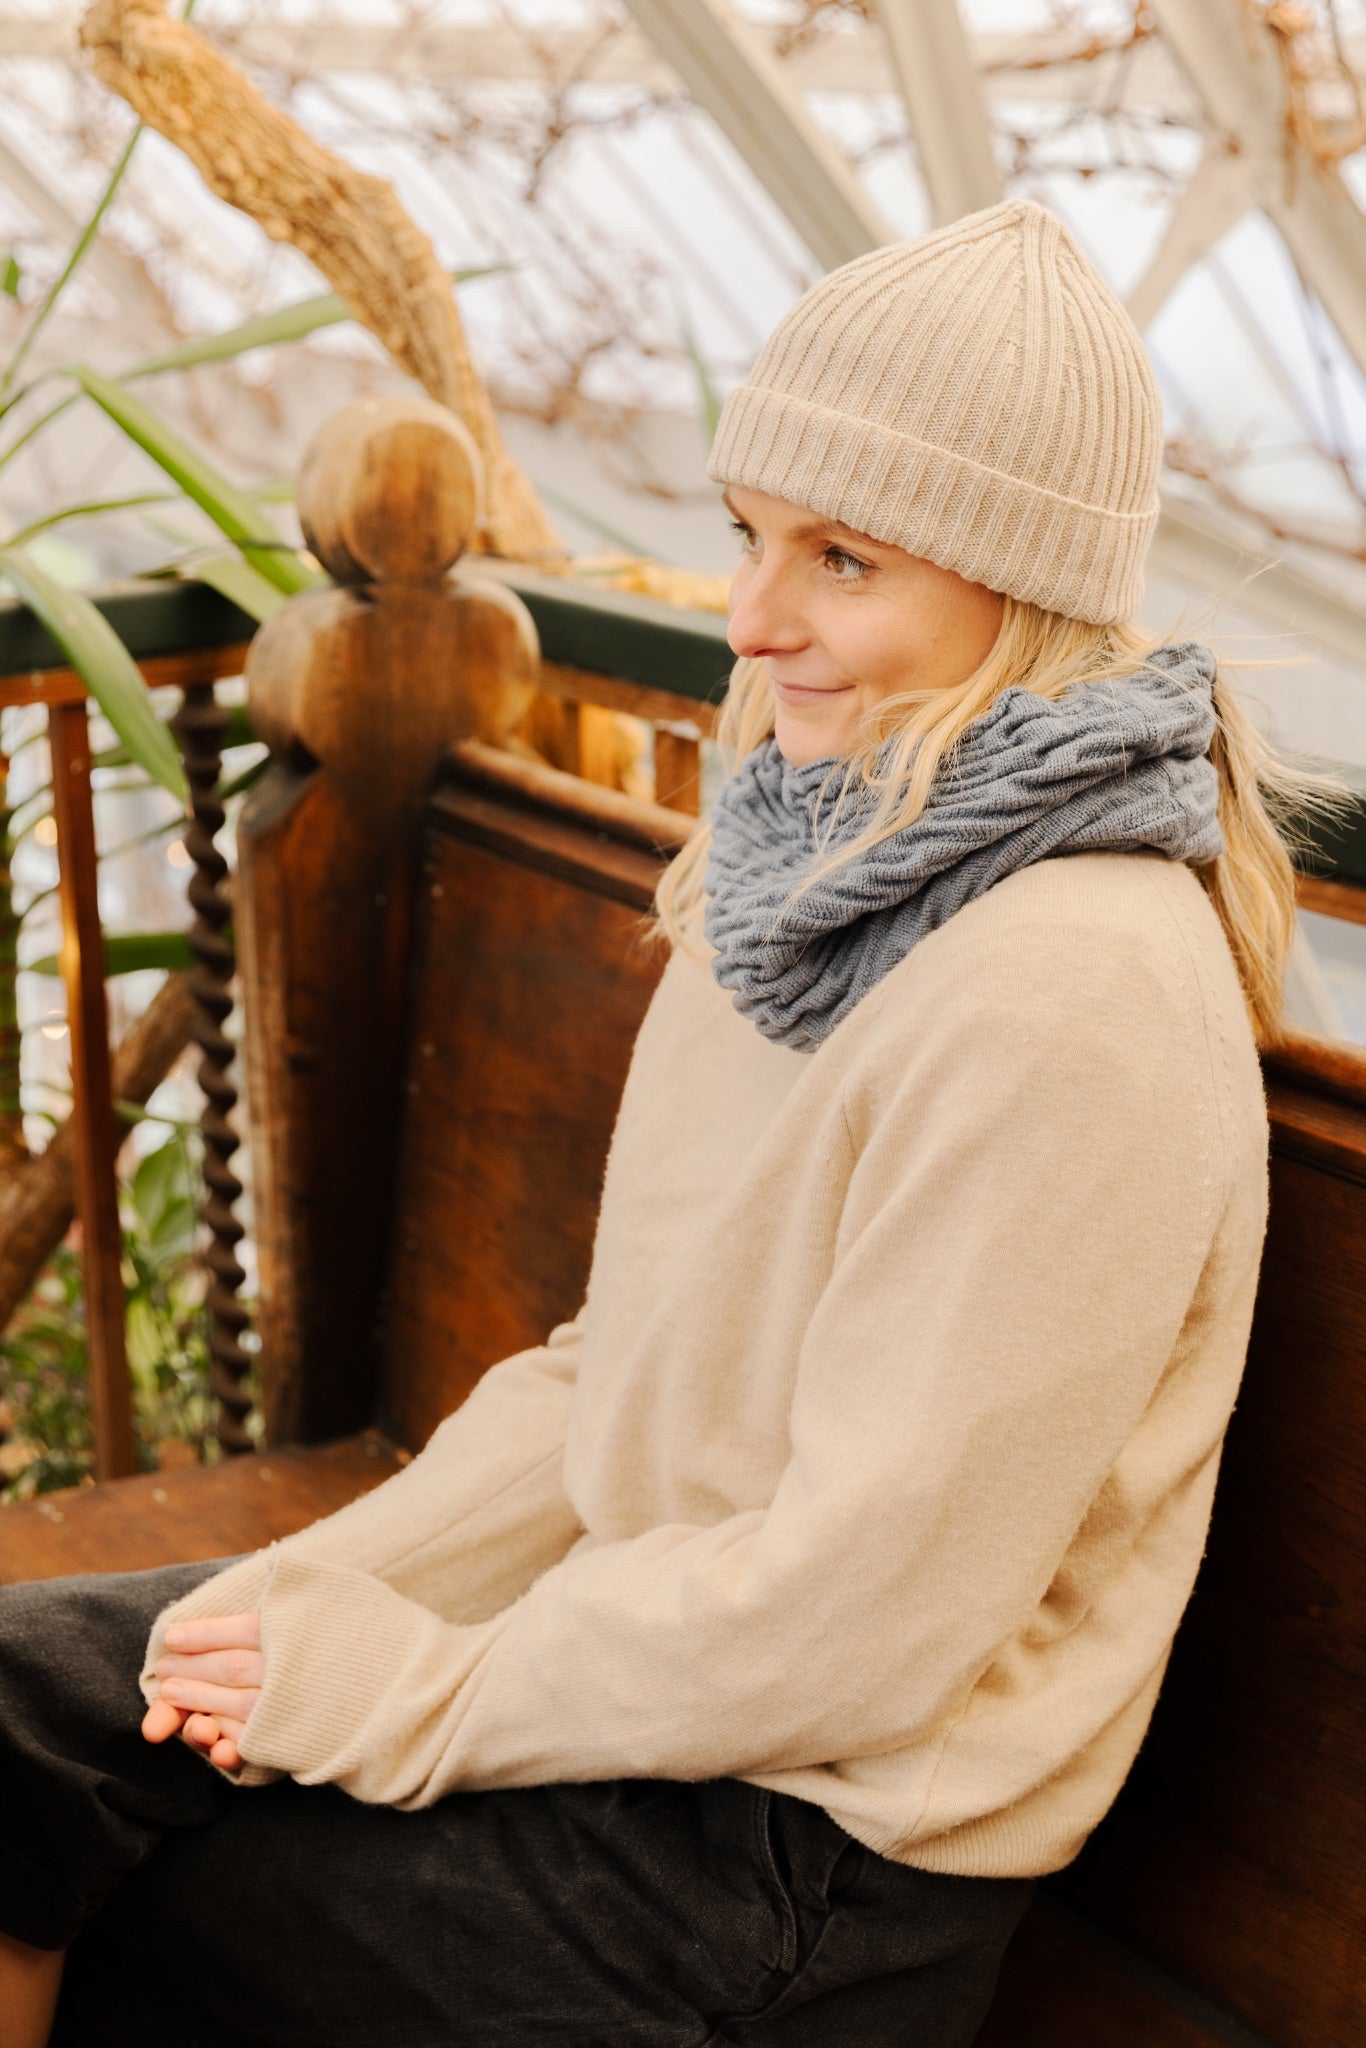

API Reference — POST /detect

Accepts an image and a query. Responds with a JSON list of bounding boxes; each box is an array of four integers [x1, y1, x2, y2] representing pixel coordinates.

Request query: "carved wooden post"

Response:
[[238, 395, 538, 1446]]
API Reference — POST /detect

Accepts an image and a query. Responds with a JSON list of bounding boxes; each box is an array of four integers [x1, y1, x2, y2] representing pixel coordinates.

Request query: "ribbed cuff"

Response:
[[709, 384, 1157, 626], [139, 1550, 284, 1791], [237, 1555, 500, 1803]]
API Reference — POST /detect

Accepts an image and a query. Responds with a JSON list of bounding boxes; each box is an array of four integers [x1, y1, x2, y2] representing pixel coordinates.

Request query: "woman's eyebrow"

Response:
[[721, 490, 885, 551]]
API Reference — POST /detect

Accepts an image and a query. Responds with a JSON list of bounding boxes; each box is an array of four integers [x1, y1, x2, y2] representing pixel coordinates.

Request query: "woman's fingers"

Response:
[[182, 1712, 224, 1750], [141, 1697, 186, 1743], [189, 1713, 244, 1770], [163, 1612, 261, 1653], [145, 1611, 262, 1763], [144, 1700, 247, 1771], [155, 1646, 264, 1689], [159, 1676, 259, 1724]]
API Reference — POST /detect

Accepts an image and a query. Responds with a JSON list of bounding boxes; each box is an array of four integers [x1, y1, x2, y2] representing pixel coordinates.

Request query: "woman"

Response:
[[0, 199, 1311, 2046]]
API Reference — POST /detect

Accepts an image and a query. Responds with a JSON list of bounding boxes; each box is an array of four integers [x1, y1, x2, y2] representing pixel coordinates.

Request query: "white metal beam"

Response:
[[1270, 171, 1366, 397], [12, 13, 1361, 121], [1146, 0, 1366, 380], [1125, 141, 1259, 329], [616, 0, 892, 270], [1151, 496, 1366, 673], [873, 0, 1002, 226]]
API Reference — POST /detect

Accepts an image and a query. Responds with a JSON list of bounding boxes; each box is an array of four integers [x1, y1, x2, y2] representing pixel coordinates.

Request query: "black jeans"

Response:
[[0, 1561, 1034, 2046]]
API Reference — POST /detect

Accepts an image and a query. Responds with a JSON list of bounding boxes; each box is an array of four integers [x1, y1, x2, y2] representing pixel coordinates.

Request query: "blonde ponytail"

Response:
[[654, 603, 1347, 1049]]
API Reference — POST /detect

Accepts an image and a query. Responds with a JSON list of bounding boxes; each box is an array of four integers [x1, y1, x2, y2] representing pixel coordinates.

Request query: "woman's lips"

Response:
[[771, 680, 853, 703]]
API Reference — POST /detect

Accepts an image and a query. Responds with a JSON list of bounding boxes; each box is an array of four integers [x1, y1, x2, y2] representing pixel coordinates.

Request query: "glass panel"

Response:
[[1292, 909, 1366, 1047]]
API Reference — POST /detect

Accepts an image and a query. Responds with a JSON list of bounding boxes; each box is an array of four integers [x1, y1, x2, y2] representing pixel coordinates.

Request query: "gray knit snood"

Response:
[[702, 641, 1225, 1053]]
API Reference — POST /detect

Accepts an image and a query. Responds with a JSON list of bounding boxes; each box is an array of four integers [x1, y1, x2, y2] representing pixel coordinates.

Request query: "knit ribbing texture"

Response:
[[707, 199, 1163, 625], [703, 644, 1224, 1053]]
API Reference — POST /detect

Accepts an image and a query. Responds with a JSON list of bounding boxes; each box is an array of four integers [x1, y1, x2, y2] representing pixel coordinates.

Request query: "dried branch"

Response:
[[78, 0, 561, 560], [1167, 435, 1366, 564], [1259, 0, 1366, 165]]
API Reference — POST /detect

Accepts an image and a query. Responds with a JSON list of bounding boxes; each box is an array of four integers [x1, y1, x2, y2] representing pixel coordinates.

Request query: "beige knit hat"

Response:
[[707, 199, 1163, 626]]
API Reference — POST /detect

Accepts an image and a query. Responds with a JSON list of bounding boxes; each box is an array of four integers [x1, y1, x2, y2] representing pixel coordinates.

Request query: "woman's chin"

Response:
[[773, 710, 853, 767]]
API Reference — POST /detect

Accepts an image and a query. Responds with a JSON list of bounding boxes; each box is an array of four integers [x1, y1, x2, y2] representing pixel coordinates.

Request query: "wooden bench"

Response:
[[2, 401, 1361, 2046], [0, 1434, 403, 1584]]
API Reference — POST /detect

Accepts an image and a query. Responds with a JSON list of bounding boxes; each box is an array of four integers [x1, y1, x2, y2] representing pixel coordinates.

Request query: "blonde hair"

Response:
[[655, 598, 1344, 1050]]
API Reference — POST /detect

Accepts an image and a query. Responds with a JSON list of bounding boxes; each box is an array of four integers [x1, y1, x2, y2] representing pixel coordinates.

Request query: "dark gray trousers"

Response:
[[0, 1561, 1033, 2046]]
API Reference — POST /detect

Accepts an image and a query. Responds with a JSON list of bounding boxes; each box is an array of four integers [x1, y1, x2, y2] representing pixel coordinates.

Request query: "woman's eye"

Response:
[[825, 546, 871, 583], [727, 519, 868, 582]]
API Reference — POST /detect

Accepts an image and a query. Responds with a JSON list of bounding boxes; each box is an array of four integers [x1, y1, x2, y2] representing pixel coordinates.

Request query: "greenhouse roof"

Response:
[[0, 0, 1364, 761]]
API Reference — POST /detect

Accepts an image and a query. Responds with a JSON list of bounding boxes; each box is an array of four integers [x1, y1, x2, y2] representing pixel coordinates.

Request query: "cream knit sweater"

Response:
[[141, 849, 1269, 1878]]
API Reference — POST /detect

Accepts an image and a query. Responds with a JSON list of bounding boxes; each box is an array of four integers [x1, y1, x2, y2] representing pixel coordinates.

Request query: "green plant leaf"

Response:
[[0, 254, 20, 301], [178, 549, 286, 624], [6, 490, 178, 547], [676, 298, 721, 441], [0, 545, 187, 801], [120, 266, 507, 382], [130, 1133, 196, 1247], [124, 293, 357, 380], [221, 703, 256, 751], [0, 391, 78, 476], [0, 126, 142, 402], [218, 754, 268, 803], [0, 0, 198, 408], [68, 366, 323, 597], [25, 930, 196, 979]]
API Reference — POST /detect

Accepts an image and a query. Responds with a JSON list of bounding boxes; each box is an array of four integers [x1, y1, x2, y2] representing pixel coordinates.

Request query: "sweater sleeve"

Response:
[[231, 919, 1230, 1807], [139, 1310, 586, 1782]]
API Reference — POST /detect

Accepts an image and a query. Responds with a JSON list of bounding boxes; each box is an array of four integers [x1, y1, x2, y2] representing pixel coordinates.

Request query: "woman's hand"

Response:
[[140, 1612, 263, 1772]]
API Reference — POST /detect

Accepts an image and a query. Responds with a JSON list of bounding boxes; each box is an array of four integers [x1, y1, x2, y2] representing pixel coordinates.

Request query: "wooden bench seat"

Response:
[[0, 1432, 403, 1585]]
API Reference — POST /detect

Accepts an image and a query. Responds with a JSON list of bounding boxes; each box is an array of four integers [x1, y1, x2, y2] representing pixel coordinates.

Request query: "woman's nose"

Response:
[[726, 561, 808, 661]]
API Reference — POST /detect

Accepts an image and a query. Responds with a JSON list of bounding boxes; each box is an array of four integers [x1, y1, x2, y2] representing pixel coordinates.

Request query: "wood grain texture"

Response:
[[238, 406, 540, 1447], [1049, 1091, 1366, 2048], [0, 646, 250, 711], [1264, 1027, 1366, 1111], [375, 761, 671, 1451], [0, 1433, 403, 1583], [538, 657, 720, 737], [1296, 872, 1366, 927], [299, 397, 484, 588], [446, 736, 696, 855], [48, 699, 135, 1481], [653, 728, 703, 814], [1264, 1074, 1366, 1187]]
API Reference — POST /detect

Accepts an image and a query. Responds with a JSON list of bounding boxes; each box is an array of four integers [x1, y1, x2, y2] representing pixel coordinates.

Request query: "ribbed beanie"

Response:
[[707, 199, 1163, 626]]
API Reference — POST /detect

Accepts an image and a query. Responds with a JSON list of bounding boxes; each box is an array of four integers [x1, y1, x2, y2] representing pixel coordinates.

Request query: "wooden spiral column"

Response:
[[171, 681, 253, 1453]]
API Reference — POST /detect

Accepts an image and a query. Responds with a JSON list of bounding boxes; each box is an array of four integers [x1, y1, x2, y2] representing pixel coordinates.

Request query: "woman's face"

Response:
[[723, 485, 1006, 766]]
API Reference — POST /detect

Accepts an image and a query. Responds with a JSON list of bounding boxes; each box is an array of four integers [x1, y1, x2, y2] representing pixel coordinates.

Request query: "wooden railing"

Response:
[[0, 558, 731, 1479], [3, 531, 1365, 1480], [0, 637, 250, 1478]]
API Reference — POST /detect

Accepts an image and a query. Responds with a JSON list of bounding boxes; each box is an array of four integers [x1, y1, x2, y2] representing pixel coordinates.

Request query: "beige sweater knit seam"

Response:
[[1129, 862, 1233, 1209]]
